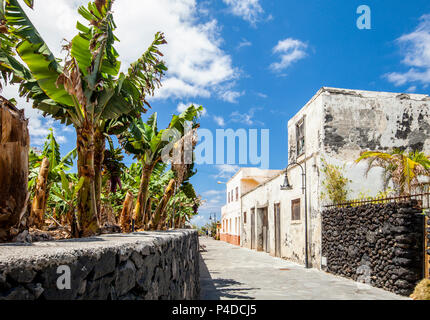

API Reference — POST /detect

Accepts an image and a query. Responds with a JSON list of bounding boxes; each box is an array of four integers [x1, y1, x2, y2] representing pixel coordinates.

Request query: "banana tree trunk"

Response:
[[133, 163, 154, 228], [158, 199, 176, 230], [120, 191, 134, 233], [181, 215, 186, 229], [143, 196, 152, 227], [0, 98, 30, 242], [94, 128, 105, 222], [157, 211, 168, 230], [30, 157, 50, 228], [76, 125, 99, 237], [174, 213, 181, 229], [150, 179, 175, 230]]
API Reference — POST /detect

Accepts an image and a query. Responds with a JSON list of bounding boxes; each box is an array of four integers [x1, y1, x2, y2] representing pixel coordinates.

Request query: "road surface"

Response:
[[199, 237, 408, 300]]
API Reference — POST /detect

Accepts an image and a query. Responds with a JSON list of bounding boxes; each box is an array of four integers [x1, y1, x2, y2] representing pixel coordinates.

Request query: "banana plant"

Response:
[[0, 0, 33, 90], [28, 129, 77, 227], [51, 173, 85, 238], [150, 127, 200, 229], [2, 0, 167, 236], [120, 105, 203, 228], [159, 182, 201, 230]]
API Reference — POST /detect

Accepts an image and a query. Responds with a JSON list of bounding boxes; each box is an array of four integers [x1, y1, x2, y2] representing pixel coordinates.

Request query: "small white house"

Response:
[[220, 168, 282, 245], [238, 87, 430, 269]]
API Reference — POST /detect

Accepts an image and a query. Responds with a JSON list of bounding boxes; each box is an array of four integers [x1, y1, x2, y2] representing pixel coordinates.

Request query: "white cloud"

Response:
[[270, 38, 308, 72], [230, 107, 263, 125], [1, 85, 68, 146], [256, 92, 268, 98], [190, 215, 207, 226], [223, 0, 264, 26], [113, 0, 237, 101], [23, 1, 85, 59], [237, 38, 252, 50], [156, 78, 211, 100], [385, 15, 430, 86], [202, 189, 225, 196], [406, 85, 417, 93], [213, 116, 226, 126], [177, 102, 207, 116], [24, 0, 237, 101], [213, 164, 240, 179], [220, 90, 244, 103]]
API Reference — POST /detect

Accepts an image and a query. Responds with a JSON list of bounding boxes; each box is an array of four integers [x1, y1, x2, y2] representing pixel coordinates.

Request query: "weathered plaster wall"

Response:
[[322, 89, 430, 158], [0, 230, 200, 300], [322, 88, 430, 198], [240, 87, 430, 271], [240, 91, 324, 267]]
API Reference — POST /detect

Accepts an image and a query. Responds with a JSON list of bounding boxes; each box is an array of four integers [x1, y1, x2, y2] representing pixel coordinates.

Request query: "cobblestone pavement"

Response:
[[199, 237, 408, 300]]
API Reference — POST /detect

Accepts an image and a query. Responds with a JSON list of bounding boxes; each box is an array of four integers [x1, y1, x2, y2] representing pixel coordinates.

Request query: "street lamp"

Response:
[[280, 162, 309, 269]]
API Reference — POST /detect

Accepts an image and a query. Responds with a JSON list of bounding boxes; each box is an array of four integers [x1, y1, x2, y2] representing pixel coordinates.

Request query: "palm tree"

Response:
[[356, 149, 430, 196], [2, 0, 167, 236]]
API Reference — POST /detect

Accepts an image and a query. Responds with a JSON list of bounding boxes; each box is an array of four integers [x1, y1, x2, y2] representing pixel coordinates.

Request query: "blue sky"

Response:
[[3, 0, 430, 227]]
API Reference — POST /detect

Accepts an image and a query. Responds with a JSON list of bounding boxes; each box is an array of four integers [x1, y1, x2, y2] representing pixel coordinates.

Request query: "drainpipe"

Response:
[[303, 163, 309, 269]]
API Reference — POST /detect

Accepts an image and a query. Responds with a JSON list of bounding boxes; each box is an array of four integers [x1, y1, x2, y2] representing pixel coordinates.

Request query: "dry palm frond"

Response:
[[172, 127, 198, 186], [356, 150, 430, 196]]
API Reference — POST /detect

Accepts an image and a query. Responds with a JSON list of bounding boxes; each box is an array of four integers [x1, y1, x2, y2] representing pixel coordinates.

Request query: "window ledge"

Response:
[[290, 220, 302, 225]]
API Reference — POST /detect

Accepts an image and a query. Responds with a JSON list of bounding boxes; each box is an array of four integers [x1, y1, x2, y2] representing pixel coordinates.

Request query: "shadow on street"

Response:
[[199, 251, 255, 300]]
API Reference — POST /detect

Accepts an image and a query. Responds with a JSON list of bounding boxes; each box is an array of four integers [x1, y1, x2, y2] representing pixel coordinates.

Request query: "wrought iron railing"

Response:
[[324, 192, 430, 210]]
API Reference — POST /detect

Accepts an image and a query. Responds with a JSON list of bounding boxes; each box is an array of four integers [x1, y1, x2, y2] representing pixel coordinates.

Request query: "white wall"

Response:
[[241, 87, 430, 270]]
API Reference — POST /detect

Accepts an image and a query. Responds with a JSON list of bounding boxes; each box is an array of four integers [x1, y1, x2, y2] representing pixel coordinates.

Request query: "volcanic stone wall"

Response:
[[322, 201, 424, 296], [426, 212, 430, 278], [0, 230, 199, 300]]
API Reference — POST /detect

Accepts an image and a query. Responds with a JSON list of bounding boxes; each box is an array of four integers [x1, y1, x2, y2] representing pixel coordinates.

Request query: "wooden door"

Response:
[[251, 208, 255, 250]]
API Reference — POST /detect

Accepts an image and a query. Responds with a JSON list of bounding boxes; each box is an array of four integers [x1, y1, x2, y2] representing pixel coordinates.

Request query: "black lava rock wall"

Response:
[[0, 230, 200, 300], [426, 211, 430, 278], [322, 201, 424, 296]]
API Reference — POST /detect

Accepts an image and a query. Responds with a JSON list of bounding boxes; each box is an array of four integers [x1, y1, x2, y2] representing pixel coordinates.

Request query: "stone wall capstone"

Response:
[[322, 201, 424, 296], [0, 230, 199, 300]]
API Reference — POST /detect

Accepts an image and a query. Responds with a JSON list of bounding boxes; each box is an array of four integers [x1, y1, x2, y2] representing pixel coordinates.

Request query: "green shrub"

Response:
[[320, 159, 351, 204]]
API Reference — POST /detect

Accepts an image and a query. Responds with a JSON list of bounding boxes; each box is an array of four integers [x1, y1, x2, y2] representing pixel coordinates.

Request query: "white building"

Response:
[[238, 87, 430, 269], [220, 168, 282, 245]]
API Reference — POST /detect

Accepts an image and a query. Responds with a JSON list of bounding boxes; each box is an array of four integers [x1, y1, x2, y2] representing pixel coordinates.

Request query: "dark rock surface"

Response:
[[322, 201, 424, 296], [0, 230, 199, 300]]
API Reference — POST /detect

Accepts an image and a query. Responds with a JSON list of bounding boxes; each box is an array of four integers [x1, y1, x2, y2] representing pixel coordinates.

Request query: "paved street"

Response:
[[199, 237, 408, 300]]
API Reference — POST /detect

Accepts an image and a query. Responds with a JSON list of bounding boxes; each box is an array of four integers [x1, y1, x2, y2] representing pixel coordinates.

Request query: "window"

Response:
[[236, 187, 239, 201], [228, 192, 230, 204], [243, 212, 247, 224], [292, 199, 301, 221], [296, 119, 305, 157]]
